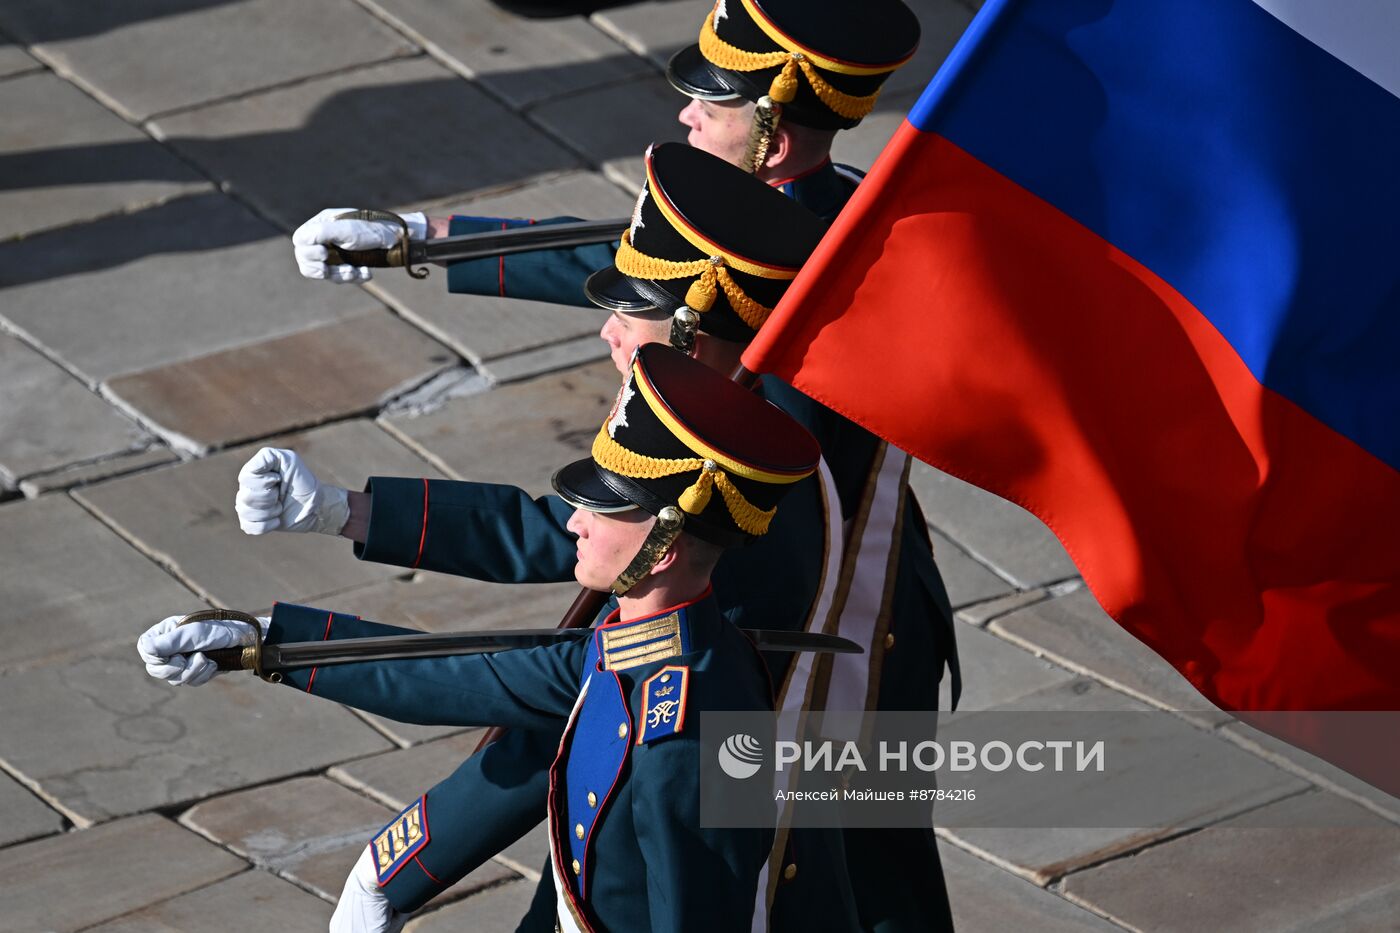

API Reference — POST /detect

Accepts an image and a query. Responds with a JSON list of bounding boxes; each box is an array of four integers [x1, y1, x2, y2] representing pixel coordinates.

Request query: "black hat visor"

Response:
[[666, 44, 742, 101], [551, 458, 638, 514]]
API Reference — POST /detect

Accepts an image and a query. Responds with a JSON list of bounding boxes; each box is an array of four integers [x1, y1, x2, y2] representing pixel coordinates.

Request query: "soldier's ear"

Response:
[[764, 124, 795, 171], [647, 542, 681, 577]]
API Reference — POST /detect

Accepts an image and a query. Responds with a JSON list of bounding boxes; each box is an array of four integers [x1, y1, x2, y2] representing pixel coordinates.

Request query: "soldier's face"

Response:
[[567, 507, 655, 592], [600, 311, 670, 376], [678, 97, 755, 168]]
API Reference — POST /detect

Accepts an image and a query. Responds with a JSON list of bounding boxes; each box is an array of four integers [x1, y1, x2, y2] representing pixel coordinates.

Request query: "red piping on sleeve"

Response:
[[411, 478, 430, 569], [306, 611, 335, 693], [413, 855, 443, 885]]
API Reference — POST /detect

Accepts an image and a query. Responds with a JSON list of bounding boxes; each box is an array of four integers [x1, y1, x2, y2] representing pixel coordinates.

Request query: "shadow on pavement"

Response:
[[0, 0, 246, 44]]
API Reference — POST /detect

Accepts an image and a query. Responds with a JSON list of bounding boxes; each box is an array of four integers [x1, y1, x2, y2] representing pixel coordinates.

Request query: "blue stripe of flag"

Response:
[[909, 0, 1400, 470]]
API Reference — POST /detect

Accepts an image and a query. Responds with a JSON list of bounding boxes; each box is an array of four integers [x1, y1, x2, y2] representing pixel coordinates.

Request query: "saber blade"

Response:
[[211, 627, 861, 673], [413, 217, 629, 264]]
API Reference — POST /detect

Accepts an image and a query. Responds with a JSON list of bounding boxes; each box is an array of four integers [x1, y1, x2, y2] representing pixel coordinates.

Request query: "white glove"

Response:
[[330, 845, 406, 933], [137, 614, 271, 687], [235, 447, 350, 536], [293, 208, 428, 284]]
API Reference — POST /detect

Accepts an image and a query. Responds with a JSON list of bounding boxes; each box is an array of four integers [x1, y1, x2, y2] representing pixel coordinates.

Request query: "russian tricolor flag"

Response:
[[744, 0, 1399, 789]]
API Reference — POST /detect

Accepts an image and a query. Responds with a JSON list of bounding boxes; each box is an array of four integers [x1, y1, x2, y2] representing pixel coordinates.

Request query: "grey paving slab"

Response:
[[0, 40, 40, 78], [908, 460, 1077, 589], [330, 731, 486, 809], [84, 869, 332, 933], [928, 526, 1015, 610], [940, 623, 1075, 712], [322, 572, 580, 634], [405, 878, 540, 932], [369, 171, 630, 364], [365, 0, 647, 108], [0, 71, 206, 241], [589, 0, 715, 69], [529, 71, 687, 190], [480, 332, 613, 383], [0, 643, 391, 825], [0, 494, 201, 671], [991, 588, 1226, 717], [18, 445, 178, 497], [1298, 883, 1400, 933], [181, 776, 392, 899], [153, 57, 581, 231], [333, 732, 563, 876], [1221, 720, 1400, 822], [182, 775, 519, 902], [941, 679, 1306, 883], [1061, 791, 1400, 933], [0, 192, 374, 382], [0, 772, 66, 847], [0, 813, 245, 933], [955, 587, 1052, 628], [0, 332, 151, 485], [0, 0, 415, 121], [106, 309, 456, 454], [312, 564, 575, 746], [73, 419, 443, 610], [382, 358, 620, 495], [940, 843, 1122, 932]]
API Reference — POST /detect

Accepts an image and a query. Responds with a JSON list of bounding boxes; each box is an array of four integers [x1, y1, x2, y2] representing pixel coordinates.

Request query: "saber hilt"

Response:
[[319, 213, 629, 280], [178, 609, 281, 683], [322, 209, 428, 279]]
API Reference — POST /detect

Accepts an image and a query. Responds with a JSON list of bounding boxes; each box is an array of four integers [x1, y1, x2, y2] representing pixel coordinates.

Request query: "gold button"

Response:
[[783, 863, 798, 881], [660, 673, 671, 683], [883, 633, 896, 650], [587, 792, 598, 808], [572, 858, 581, 875], [617, 722, 627, 738], [575, 823, 585, 840]]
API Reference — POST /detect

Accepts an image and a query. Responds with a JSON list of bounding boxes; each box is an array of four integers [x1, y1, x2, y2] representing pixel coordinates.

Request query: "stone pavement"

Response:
[[0, 1, 1396, 931]]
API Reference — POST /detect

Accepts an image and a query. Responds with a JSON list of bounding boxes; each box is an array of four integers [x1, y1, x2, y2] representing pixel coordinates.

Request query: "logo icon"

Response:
[[718, 733, 764, 779]]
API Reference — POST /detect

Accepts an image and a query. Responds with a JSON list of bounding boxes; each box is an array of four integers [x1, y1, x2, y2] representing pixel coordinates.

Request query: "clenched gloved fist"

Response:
[[235, 447, 350, 536], [292, 208, 427, 284], [329, 845, 407, 933], [137, 614, 271, 687]]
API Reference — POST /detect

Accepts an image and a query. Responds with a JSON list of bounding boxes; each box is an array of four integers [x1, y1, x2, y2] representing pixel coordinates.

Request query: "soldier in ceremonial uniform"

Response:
[[247, 142, 959, 931], [290, 0, 920, 291], [139, 344, 822, 933]]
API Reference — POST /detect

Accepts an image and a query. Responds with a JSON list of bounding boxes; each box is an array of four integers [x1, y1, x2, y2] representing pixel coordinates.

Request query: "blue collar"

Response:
[[772, 159, 860, 221]]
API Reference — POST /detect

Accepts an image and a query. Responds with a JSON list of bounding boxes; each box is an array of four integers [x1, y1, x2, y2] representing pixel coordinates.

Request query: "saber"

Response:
[[321, 210, 628, 280], [194, 615, 860, 683]]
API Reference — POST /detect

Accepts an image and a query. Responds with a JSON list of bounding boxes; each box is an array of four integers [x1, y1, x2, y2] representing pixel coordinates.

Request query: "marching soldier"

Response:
[[251, 142, 959, 930], [290, 0, 921, 291], [140, 343, 825, 933]]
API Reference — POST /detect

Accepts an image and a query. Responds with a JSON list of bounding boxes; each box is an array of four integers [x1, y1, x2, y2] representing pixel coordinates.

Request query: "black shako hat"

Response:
[[584, 142, 825, 348], [552, 343, 819, 548], [667, 0, 920, 130]]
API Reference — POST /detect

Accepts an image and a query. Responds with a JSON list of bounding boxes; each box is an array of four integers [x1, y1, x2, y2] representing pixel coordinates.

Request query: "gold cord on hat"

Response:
[[698, 10, 891, 121], [614, 232, 776, 332], [592, 428, 780, 535]]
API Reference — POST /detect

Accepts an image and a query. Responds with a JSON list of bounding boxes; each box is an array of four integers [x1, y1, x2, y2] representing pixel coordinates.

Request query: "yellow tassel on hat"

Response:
[[685, 265, 719, 312], [769, 55, 800, 104], [678, 469, 716, 514]]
